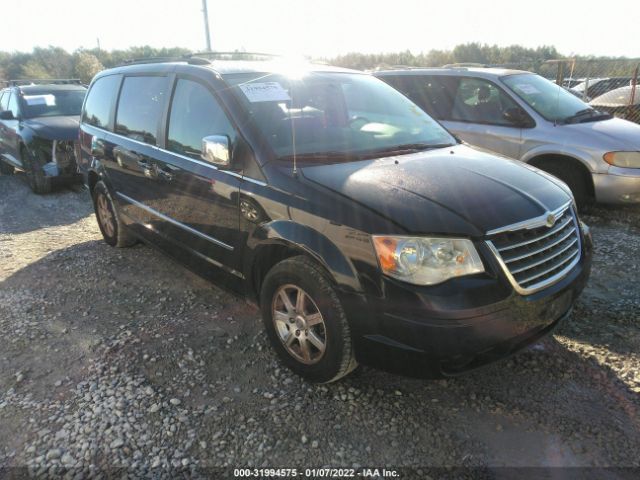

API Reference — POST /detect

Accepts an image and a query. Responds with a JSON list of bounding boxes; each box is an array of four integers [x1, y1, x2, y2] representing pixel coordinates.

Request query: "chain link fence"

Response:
[[491, 58, 640, 124]]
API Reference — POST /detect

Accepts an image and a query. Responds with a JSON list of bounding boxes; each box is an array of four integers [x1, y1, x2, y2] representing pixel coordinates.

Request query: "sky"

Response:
[[2, 0, 638, 58]]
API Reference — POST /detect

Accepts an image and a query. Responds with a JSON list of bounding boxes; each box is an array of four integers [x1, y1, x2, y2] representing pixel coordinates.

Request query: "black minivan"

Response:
[[78, 55, 592, 382]]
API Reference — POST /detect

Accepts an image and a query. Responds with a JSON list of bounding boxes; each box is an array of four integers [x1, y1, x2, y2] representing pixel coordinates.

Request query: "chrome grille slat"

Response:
[[501, 225, 576, 263], [486, 204, 581, 295], [494, 215, 573, 252], [510, 237, 579, 274], [517, 248, 580, 285]]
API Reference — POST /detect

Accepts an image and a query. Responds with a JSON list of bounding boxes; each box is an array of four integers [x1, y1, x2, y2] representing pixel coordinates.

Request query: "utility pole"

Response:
[[202, 0, 212, 52]]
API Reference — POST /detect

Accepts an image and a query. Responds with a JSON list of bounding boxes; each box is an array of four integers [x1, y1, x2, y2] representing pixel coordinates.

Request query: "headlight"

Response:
[[372, 236, 484, 286], [603, 151, 640, 168]]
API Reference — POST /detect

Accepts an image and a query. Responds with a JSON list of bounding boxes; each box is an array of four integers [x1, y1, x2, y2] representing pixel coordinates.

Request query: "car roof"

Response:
[[373, 67, 532, 78]]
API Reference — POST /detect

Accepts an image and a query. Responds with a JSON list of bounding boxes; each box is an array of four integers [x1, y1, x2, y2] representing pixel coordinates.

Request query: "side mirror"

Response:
[[503, 107, 533, 128], [0, 110, 15, 120], [202, 135, 230, 168]]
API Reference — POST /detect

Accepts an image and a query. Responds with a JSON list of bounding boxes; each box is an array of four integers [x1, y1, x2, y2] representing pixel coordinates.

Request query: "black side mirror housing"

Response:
[[503, 107, 534, 128], [0, 110, 15, 121]]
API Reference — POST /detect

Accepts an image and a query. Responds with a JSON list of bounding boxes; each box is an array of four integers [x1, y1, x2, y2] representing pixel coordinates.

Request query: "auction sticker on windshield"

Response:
[[239, 82, 291, 102]]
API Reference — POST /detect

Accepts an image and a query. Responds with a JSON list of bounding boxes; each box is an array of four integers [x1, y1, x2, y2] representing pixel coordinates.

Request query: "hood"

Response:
[[22, 115, 80, 141], [566, 117, 640, 151], [300, 145, 571, 237]]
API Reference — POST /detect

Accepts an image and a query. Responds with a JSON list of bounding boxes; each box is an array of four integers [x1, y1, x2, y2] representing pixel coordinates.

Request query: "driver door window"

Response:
[[451, 78, 518, 126], [167, 79, 236, 161]]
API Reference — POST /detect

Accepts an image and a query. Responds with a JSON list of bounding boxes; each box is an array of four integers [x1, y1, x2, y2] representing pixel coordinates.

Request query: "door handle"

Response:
[[157, 168, 174, 181], [137, 159, 156, 178], [90, 136, 105, 157]]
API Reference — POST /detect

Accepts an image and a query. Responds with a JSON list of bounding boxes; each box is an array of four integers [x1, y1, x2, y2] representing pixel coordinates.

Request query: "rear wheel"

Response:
[[0, 160, 14, 175], [260, 256, 357, 383], [92, 180, 137, 248], [22, 149, 52, 194]]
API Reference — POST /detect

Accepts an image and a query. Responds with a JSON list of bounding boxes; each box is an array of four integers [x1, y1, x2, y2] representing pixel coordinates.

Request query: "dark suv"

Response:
[[0, 80, 86, 193], [78, 55, 592, 382]]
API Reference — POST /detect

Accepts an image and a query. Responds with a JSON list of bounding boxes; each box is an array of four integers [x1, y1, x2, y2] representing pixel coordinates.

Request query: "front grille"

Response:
[[487, 205, 581, 294]]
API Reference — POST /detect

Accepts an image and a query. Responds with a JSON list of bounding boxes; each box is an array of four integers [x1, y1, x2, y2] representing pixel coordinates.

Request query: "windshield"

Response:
[[502, 74, 592, 123], [224, 72, 456, 160], [21, 89, 86, 118]]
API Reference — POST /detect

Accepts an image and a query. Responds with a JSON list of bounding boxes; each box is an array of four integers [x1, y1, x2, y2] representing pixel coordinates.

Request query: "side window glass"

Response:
[[167, 79, 236, 160], [83, 75, 121, 129], [410, 76, 456, 119], [116, 76, 168, 145], [0, 92, 8, 111], [451, 78, 519, 126], [7, 92, 19, 117]]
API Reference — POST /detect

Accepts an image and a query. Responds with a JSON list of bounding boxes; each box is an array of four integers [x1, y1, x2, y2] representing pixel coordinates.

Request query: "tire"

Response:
[[0, 160, 14, 175], [260, 256, 357, 383], [537, 161, 590, 210], [22, 148, 52, 194], [92, 180, 137, 248]]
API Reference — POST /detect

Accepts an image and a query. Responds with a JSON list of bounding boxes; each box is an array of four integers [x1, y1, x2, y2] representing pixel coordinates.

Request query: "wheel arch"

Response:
[[526, 153, 595, 200], [246, 221, 364, 303]]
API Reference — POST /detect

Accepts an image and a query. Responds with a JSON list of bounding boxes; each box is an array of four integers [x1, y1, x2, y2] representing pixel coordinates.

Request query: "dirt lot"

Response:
[[1, 172, 639, 478]]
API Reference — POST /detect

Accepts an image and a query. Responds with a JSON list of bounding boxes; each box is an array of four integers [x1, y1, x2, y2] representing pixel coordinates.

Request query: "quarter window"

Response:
[[116, 76, 168, 145], [83, 75, 121, 129], [7, 92, 19, 118], [167, 79, 236, 160], [0, 91, 8, 111], [450, 78, 519, 126]]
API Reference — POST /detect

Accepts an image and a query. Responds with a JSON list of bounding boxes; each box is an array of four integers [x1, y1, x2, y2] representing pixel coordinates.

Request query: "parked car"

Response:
[[562, 78, 585, 89], [0, 80, 86, 193], [375, 68, 640, 206], [78, 56, 592, 382], [590, 85, 640, 124], [571, 77, 633, 101]]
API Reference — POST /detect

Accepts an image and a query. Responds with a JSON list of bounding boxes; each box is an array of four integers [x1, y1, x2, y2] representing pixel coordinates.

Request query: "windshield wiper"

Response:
[[562, 108, 612, 124], [277, 151, 354, 162], [365, 143, 455, 157], [277, 143, 455, 163]]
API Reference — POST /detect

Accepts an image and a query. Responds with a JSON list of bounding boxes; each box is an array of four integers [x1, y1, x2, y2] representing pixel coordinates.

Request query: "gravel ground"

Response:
[[0, 172, 639, 478]]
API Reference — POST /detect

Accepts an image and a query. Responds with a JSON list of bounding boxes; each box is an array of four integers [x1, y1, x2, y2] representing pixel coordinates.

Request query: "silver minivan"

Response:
[[376, 67, 640, 206]]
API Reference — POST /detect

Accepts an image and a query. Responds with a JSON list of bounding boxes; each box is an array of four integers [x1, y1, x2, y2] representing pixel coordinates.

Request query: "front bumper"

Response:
[[342, 227, 593, 378], [593, 167, 640, 204]]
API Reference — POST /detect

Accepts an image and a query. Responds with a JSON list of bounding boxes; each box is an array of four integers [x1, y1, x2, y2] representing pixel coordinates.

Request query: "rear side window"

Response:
[[116, 76, 169, 145], [83, 75, 121, 129], [385, 75, 457, 120], [167, 79, 236, 160]]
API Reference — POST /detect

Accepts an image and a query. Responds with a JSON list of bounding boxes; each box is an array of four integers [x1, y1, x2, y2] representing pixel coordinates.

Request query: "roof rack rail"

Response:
[[442, 63, 488, 69], [118, 52, 283, 67], [119, 56, 211, 67], [191, 51, 282, 60], [4, 78, 83, 87]]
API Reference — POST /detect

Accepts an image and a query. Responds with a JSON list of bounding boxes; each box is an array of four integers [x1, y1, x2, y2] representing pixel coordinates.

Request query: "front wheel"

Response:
[[260, 256, 357, 383], [0, 160, 14, 175], [22, 149, 51, 194], [537, 162, 591, 209]]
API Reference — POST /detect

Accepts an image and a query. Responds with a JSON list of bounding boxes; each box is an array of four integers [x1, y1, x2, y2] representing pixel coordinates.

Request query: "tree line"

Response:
[[1, 44, 637, 84]]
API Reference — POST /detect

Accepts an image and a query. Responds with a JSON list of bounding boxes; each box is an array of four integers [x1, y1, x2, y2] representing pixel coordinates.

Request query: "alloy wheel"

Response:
[[271, 284, 327, 364], [96, 193, 116, 238]]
